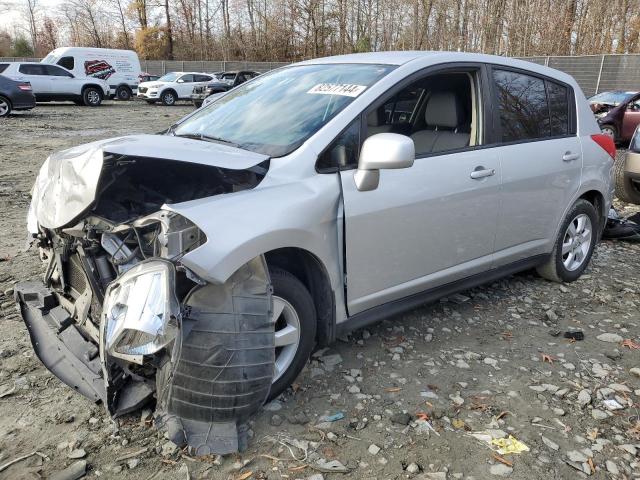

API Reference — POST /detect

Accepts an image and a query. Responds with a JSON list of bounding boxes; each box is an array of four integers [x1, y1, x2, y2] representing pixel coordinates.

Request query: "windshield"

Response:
[[590, 91, 636, 105], [173, 63, 395, 157], [158, 72, 180, 82]]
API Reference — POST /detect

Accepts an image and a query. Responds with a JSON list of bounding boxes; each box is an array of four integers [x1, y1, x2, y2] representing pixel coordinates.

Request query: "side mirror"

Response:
[[354, 133, 415, 191]]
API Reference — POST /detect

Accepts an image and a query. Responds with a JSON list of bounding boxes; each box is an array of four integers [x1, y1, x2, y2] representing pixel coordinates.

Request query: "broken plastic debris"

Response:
[[564, 331, 584, 341], [470, 432, 529, 455], [319, 412, 345, 422], [491, 435, 530, 455]]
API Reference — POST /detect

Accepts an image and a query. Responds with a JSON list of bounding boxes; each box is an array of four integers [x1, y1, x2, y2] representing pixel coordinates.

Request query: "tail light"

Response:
[[18, 83, 32, 91], [591, 133, 616, 160]]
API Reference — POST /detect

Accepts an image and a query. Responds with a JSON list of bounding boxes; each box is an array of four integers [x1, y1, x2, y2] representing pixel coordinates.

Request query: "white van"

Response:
[[41, 47, 142, 100]]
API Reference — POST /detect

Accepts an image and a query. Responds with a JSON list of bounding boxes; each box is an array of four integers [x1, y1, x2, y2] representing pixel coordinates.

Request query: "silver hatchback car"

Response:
[[16, 51, 615, 454]]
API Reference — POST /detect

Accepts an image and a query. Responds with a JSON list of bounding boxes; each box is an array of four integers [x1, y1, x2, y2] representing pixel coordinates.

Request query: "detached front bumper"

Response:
[[14, 281, 155, 416], [15, 281, 106, 403]]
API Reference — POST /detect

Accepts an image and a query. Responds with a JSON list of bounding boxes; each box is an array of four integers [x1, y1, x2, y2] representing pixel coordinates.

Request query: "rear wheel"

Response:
[[537, 199, 598, 283], [614, 152, 640, 204], [161, 90, 176, 106], [0, 96, 11, 117], [82, 87, 102, 106], [268, 268, 316, 401], [115, 85, 132, 101]]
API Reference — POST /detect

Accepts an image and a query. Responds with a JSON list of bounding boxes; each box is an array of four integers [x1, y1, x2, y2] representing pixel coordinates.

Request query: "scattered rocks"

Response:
[[606, 460, 619, 475], [49, 461, 87, 480], [577, 389, 592, 408], [405, 462, 420, 474], [368, 444, 381, 455], [541, 436, 559, 451], [390, 412, 412, 426], [161, 441, 178, 457], [67, 449, 86, 459], [596, 333, 623, 343], [489, 463, 513, 476]]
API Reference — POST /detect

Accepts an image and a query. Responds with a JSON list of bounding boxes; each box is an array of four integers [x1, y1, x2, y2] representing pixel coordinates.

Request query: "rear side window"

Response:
[[0, 64, 8, 73], [57, 56, 75, 70], [194, 74, 211, 82], [547, 81, 569, 136], [493, 69, 549, 142], [19, 64, 47, 75]]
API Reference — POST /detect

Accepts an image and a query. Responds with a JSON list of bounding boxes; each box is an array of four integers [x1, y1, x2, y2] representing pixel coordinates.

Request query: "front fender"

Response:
[[166, 174, 343, 286]]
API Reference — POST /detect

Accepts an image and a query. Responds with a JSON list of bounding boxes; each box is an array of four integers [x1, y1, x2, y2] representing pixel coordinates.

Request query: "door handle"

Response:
[[470, 167, 496, 179], [562, 151, 580, 162]]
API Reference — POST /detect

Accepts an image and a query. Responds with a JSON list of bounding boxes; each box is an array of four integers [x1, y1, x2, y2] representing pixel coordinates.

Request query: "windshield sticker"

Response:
[[307, 83, 367, 97]]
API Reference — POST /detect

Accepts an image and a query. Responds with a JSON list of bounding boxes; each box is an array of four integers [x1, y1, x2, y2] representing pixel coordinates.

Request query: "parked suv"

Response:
[[0, 62, 109, 106], [137, 71, 216, 105], [16, 52, 614, 455], [191, 70, 259, 108]]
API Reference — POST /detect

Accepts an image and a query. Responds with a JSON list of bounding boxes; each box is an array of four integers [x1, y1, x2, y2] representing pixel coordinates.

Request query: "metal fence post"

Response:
[[595, 54, 605, 95], [545, 57, 550, 67], [162, 61, 166, 75]]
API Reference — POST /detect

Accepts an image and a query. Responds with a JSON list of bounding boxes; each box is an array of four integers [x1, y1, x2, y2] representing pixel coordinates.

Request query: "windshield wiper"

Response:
[[174, 132, 240, 148]]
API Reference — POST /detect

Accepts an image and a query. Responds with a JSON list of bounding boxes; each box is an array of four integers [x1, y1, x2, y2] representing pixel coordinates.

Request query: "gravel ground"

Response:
[[1, 103, 640, 480]]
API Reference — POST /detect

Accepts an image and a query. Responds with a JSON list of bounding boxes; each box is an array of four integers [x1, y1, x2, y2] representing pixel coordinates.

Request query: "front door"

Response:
[[16, 64, 50, 96], [340, 68, 501, 315]]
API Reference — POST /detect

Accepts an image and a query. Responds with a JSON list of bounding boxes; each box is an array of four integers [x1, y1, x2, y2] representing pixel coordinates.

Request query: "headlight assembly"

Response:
[[103, 259, 180, 363]]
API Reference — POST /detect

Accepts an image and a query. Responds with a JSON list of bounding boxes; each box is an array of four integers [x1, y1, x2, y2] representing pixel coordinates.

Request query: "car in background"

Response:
[[597, 91, 640, 144], [191, 70, 259, 108], [42, 47, 141, 101], [589, 91, 637, 115], [139, 72, 160, 83], [615, 125, 640, 204], [0, 62, 109, 106], [0, 75, 35, 117], [137, 71, 216, 106]]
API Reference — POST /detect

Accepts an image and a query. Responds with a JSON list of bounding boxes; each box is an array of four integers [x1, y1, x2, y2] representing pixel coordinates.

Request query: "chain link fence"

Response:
[[2, 54, 639, 97]]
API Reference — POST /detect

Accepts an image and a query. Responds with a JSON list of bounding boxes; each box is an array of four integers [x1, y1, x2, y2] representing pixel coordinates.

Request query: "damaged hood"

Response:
[[30, 134, 269, 230]]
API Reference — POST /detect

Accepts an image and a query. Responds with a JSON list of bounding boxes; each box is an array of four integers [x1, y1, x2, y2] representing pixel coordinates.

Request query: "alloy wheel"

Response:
[[0, 98, 8, 116], [87, 90, 100, 105], [272, 295, 301, 383], [163, 93, 175, 105], [561, 213, 592, 271]]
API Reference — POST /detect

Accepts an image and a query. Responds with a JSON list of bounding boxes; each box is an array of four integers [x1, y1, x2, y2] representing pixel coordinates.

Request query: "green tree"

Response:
[[11, 35, 34, 57]]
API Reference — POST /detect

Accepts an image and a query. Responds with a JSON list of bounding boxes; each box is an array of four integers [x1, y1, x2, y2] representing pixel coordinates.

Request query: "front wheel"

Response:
[[536, 199, 598, 283], [267, 268, 316, 401], [82, 87, 102, 106], [0, 96, 11, 117], [161, 90, 176, 106]]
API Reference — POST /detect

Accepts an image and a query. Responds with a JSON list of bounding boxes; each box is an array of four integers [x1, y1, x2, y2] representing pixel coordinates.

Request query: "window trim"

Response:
[[487, 64, 577, 147], [315, 115, 364, 173]]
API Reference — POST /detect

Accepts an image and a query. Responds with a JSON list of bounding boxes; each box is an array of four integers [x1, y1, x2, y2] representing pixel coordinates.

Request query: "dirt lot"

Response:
[[1, 102, 640, 480]]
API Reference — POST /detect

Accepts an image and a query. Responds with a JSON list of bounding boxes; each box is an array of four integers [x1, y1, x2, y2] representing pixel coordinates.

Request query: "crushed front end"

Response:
[[15, 135, 275, 454]]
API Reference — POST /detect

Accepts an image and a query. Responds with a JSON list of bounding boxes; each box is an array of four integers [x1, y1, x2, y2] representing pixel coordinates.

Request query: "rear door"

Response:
[[490, 67, 581, 264], [16, 64, 50, 95]]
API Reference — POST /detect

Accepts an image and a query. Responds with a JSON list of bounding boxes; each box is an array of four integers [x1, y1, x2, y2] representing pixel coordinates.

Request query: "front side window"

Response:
[[173, 63, 394, 157], [178, 74, 194, 83], [493, 69, 549, 142], [57, 56, 74, 70], [45, 65, 73, 77]]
